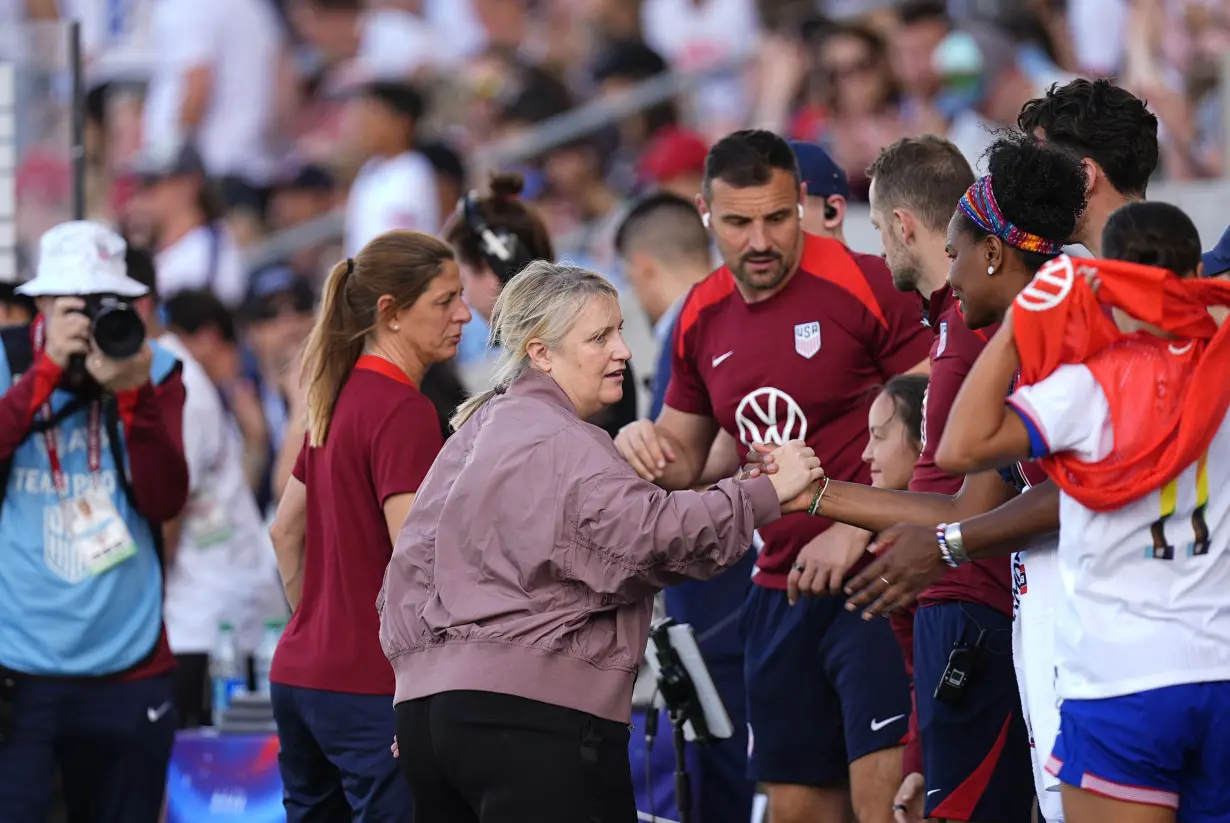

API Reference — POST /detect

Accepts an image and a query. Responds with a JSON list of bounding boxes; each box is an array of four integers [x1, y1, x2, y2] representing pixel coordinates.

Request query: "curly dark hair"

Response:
[[956, 134, 1087, 273], [1102, 202, 1202, 278], [1017, 79, 1159, 197]]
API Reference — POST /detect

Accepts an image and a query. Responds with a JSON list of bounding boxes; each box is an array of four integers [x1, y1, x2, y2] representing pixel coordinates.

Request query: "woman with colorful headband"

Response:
[[939, 139, 1088, 823]]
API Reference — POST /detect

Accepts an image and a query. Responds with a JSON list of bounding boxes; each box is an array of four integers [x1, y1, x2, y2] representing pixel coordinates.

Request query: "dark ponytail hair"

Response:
[[881, 373, 928, 451], [301, 230, 454, 446], [444, 171, 555, 276]]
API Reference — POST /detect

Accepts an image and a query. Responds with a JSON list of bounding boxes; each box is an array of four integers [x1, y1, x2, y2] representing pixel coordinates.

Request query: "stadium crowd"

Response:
[[1, 2, 1230, 823]]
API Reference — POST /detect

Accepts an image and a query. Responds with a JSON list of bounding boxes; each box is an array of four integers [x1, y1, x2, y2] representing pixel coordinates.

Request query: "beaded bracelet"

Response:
[[936, 523, 960, 568], [806, 477, 830, 517]]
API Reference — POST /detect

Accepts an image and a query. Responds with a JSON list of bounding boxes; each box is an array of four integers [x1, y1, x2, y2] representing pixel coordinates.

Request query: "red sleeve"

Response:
[[0, 354, 63, 461], [663, 309, 712, 418], [370, 393, 443, 504], [119, 371, 189, 523], [856, 255, 932, 377], [292, 433, 308, 483]]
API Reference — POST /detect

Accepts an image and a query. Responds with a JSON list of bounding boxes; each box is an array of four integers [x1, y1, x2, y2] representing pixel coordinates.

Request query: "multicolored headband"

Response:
[[958, 175, 1064, 256]]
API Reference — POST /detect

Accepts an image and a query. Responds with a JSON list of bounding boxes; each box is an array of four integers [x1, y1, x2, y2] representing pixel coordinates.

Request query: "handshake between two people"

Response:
[[614, 421, 823, 513]]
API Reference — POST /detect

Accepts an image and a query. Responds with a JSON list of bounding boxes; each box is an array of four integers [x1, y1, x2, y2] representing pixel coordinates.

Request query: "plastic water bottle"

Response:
[[253, 619, 285, 697], [210, 621, 246, 722]]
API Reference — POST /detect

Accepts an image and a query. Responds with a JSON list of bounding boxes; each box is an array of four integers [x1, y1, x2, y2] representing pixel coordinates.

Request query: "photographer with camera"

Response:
[[0, 221, 189, 823]]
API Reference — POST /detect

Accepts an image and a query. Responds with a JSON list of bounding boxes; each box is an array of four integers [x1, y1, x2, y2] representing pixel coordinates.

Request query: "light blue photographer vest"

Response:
[[0, 340, 179, 676]]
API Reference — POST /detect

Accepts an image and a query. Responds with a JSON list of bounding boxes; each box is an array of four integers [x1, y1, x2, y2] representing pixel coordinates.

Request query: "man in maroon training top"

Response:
[[761, 135, 1036, 823], [616, 129, 930, 823]]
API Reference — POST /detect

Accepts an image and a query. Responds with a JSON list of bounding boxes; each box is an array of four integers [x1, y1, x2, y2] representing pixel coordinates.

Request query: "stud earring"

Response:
[[392, 324, 400, 332], [987, 266, 995, 275]]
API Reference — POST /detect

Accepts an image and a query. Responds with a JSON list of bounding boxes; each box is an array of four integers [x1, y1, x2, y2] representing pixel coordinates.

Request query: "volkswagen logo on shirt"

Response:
[[735, 388, 808, 447]]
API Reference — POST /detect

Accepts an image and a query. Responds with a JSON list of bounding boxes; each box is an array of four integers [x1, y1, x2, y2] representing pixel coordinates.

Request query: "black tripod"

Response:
[[649, 619, 716, 823]]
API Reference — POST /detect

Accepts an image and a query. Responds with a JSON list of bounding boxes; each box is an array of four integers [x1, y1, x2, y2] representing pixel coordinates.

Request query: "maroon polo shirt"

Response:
[[271, 355, 442, 694]]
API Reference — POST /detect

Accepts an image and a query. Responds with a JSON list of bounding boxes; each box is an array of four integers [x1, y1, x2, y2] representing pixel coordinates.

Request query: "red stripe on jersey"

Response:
[[799, 235, 888, 328], [675, 267, 736, 358]]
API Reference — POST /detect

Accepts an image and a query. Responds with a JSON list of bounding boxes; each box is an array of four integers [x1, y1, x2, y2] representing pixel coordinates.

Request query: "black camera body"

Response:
[[76, 294, 146, 360]]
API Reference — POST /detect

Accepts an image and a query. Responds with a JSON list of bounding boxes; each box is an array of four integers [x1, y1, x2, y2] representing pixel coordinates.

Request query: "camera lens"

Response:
[[92, 303, 146, 359]]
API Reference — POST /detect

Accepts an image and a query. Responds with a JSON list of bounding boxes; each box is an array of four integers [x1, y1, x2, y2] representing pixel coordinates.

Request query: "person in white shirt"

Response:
[[125, 246, 283, 728], [342, 81, 440, 256], [934, 202, 1230, 823], [141, 0, 286, 208], [124, 141, 249, 307]]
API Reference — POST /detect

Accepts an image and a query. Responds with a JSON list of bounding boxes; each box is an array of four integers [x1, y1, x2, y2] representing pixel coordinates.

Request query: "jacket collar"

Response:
[[505, 367, 579, 418]]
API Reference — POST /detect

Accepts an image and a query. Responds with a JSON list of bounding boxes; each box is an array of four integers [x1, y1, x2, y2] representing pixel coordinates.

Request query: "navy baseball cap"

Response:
[[1203, 225, 1230, 277], [789, 140, 849, 199]]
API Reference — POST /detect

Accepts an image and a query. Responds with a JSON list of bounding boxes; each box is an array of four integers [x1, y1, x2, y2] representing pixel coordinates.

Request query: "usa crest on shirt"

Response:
[[794, 321, 821, 359]]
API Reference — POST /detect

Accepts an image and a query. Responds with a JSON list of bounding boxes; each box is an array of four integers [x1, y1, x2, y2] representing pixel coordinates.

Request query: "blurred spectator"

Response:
[[342, 81, 440, 254], [0, 283, 35, 327], [889, 0, 953, 134], [124, 141, 250, 307], [419, 139, 470, 231], [642, 0, 761, 135], [591, 38, 679, 192], [142, 0, 290, 221], [638, 126, 709, 199], [807, 23, 909, 197], [165, 290, 272, 495], [934, 23, 1062, 175], [240, 264, 317, 510], [266, 161, 340, 283], [126, 245, 280, 730], [789, 140, 852, 244]]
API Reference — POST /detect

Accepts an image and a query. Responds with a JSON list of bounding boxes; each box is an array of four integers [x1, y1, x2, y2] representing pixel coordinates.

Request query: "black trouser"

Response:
[[395, 690, 637, 823]]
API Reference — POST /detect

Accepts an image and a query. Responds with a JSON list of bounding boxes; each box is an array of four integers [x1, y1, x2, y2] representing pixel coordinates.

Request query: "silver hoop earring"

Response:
[[987, 266, 995, 275]]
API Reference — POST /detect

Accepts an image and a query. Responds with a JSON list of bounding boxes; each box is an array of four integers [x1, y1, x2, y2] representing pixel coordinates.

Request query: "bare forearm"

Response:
[[273, 537, 304, 610], [817, 480, 960, 533], [653, 425, 706, 491], [958, 481, 1061, 559]]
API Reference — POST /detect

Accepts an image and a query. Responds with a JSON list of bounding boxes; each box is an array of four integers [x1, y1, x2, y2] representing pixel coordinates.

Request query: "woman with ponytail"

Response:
[[268, 229, 470, 823], [444, 171, 639, 439]]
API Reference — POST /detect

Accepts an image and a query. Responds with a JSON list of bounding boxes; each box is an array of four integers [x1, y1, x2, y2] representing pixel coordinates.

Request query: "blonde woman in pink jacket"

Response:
[[379, 260, 823, 823]]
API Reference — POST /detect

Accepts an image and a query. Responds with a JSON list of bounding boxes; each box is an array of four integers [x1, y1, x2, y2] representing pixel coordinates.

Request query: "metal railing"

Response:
[[246, 52, 1230, 270], [243, 57, 745, 271]]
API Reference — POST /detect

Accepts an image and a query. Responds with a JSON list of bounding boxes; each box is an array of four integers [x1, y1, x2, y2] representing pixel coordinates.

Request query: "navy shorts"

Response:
[[914, 602, 1033, 823], [742, 585, 911, 786], [1048, 681, 1230, 821], [272, 684, 411, 823], [0, 673, 176, 823]]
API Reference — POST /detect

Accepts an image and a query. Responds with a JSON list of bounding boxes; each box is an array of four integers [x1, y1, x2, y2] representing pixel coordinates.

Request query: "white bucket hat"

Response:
[[16, 221, 149, 299]]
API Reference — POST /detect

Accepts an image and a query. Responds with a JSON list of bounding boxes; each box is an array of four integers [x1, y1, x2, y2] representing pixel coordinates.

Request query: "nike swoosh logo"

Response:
[[712, 351, 733, 368], [927, 789, 941, 796], [147, 701, 171, 723], [870, 714, 906, 731]]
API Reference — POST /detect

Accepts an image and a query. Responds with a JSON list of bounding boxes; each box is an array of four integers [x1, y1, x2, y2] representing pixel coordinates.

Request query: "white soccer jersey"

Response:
[[1009, 363, 1230, 701]]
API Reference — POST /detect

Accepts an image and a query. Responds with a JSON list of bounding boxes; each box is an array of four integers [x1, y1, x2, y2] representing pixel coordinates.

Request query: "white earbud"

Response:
[[798, 204, 805, 219], [702, 212, 711, 229]]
